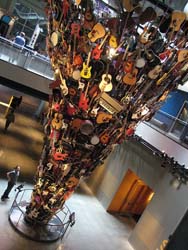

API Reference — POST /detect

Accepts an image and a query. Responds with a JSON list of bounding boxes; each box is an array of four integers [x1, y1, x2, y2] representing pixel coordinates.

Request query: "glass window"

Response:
[[169, 102, 188, 138]]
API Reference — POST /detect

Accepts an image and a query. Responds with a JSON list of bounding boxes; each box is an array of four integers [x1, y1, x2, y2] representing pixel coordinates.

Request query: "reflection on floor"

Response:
[[0, 85, 135, 250]]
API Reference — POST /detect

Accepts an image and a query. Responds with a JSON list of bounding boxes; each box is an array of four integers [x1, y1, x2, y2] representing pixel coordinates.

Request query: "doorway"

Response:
[[107, 169, 154, 221]]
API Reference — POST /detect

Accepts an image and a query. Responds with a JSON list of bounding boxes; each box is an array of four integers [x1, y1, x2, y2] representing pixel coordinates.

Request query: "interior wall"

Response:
[[86, 139, 188, 250]]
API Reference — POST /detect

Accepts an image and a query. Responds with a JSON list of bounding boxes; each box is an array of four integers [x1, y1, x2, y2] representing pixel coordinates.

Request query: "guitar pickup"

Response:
[[99, 92, 123, 114]]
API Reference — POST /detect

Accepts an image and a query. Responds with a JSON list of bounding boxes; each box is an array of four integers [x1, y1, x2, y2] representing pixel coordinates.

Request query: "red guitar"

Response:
[[78, 81, 90, 111], [71, 23, 81, 38], [79, 72, 97, 111], [91, 32, 110, 60]]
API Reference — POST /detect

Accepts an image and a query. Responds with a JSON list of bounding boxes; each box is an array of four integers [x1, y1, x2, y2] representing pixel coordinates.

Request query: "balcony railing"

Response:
[[146, 109, 188, 148], [0, 35, 54, 80]]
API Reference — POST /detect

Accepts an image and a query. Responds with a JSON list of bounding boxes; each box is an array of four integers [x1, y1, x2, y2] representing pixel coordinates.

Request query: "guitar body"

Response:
[[71, 23, 80, 38], [96, 112, 113, 124], [124, 60, 133, 73], [88, 23, 106, 42], [80, 62, 92, 79], [170, 11, 186, 32], [79, 92, 89, 111], [73, 54, 83, 66], [109, 35, 118, 48], [71, 118, 83, 131], [139, 27, 151, 44], [123, 68, 138, 85], [100, 132, 110, 144], [178, 49, 188, 63], [99, 74, 113, 92], [148, 65, 162, 79], [92, 44, 103, 60]]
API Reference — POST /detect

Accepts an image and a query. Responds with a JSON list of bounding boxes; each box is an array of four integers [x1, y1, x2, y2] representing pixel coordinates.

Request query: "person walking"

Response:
[[4, 109, 15, 133], [1, 165, 21, 201]]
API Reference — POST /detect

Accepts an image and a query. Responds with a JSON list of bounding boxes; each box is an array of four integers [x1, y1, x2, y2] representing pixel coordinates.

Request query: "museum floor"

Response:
[[0, 84, 135, 250]]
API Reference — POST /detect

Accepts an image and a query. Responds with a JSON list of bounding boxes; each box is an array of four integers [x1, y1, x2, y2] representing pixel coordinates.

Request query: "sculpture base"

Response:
[[8, 188, 75, 242], [9, 207, 64, 242]]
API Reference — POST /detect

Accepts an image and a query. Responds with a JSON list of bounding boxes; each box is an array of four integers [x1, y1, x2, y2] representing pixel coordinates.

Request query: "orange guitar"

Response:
[[96, 112, 113, 124], [123, 67, 138, 85]]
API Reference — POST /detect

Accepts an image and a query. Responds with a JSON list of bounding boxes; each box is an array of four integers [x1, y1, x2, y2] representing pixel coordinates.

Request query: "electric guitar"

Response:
[[91, 32, 110, 60], [80, 51, 92, 79], [78, 72, 97, 111]]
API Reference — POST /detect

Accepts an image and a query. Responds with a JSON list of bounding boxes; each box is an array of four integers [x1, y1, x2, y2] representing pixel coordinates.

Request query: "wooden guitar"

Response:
[[123, 54, 138, 86], [170, 11, 186, 32], [96, 112, 113, 124], [88, 23, 106, 42], [51, 113, 62, 130], [139, 26, 152, 45], [80, 51, 92, 79], [91, 32, 110, 60], [148, 65, 162, 80], [157, 50, 188, 85]]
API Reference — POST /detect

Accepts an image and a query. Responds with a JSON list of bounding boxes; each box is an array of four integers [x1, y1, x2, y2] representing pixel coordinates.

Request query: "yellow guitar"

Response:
[[109, 35, 118, 48], [80, 52, 92, 79]]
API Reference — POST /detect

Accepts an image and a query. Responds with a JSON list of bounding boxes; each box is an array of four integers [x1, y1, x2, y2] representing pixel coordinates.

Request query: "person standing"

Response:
[[14, 32, 26, 46], [4, 109, 15, 133], [1, 166, 21, 201]]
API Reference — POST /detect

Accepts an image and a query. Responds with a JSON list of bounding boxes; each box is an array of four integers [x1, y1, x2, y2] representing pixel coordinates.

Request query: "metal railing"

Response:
[[0, 36, 54, 80], [146, 109, 188, 148], [9, 186, 75, 242]]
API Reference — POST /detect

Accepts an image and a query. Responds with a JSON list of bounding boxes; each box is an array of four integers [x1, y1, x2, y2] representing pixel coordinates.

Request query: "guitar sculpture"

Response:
[[24, 0, 188, 228]]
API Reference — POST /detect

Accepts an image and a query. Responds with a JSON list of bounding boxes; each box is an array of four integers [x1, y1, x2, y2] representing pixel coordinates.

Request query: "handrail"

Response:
[[0, 35, 54, 80]]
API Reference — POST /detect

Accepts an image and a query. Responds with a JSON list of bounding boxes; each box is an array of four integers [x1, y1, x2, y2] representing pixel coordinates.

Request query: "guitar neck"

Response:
[[98, 32, 109, 50], [86, 51, 91, 67]]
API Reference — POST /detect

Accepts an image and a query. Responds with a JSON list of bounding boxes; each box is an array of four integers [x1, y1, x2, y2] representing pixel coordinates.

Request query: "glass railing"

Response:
[[0, 35, 54, 80], [146, 110, 188, 148]]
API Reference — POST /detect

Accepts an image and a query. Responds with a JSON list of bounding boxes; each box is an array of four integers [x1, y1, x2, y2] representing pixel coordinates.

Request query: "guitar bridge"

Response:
[[99, 92, 123, 114]]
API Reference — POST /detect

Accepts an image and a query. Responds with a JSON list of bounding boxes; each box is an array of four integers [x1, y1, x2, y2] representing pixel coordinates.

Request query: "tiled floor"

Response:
[[0, 85, 135, 250]]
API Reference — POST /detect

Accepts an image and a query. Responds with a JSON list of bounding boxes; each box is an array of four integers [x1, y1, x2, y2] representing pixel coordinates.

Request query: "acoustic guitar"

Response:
[[99, 63, 113, 92], [88, 23, 106, 43], [96, 112, 113, 124]]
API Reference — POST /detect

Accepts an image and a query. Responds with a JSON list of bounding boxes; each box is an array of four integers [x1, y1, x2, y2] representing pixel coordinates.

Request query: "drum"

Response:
[[80, 120, 94, 135]]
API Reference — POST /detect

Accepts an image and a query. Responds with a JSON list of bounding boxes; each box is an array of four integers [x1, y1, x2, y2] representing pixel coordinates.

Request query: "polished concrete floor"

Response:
[[0, 85, 135, 250]]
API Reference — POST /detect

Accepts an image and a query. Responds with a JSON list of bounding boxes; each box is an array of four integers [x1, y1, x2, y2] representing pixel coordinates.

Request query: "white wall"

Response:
[[136, 122, 188, 168], [0, 60, 51, 95]]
